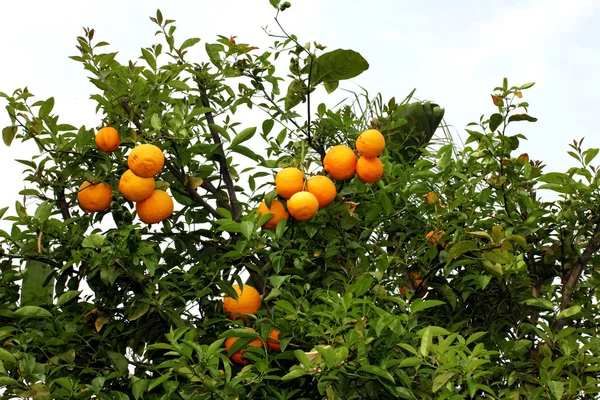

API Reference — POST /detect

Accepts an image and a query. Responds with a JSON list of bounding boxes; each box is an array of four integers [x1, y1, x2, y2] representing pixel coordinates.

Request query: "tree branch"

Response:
[[552, 215, 600, 332], [194, 74, 241, 220]]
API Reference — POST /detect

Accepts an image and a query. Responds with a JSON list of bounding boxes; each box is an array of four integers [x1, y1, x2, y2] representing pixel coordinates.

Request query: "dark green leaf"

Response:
[[446, 240, 478, 264], [358, 365, 395, 385], [489, 113, 503, 132], [180, 38, 200, 51], [231, 127, 256, 147], [56, 290, 82, 307], [508, 114, 537, 123], [107, 351, 129, 375], [310, 49, 369, 87]]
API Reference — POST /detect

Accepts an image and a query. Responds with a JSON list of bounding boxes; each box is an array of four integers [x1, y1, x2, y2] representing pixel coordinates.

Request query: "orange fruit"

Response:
[[287, 191, 319, 221], [225, 327, 263, 365], [119, 169, 155, 202], [267, 329, 281, 352], [128, 144, 165, 178], [356, 157, 383, 183], [257, 199, 288, 230], [275, 167, 305, 199], [223, 284, 262, 320], [323, 145, 357, 180], [306, 175, 337, 208], [400, 272, 425, 297], [77, 181, 112, 213], [426, 230, 445, 246], [135, 190, 174, 224], [356, 129, 385, 157], [95, 126, 120, 152]]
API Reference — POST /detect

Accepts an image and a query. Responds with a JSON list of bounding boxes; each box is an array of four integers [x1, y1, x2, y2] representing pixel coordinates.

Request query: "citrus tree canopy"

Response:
[[1, 2, 600, 399]]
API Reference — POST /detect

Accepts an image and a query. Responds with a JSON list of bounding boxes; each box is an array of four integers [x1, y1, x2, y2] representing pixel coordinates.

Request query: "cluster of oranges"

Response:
[[257, 129, 386, 229], [222, 284, 280, 365], [77, 126, 174, 224]]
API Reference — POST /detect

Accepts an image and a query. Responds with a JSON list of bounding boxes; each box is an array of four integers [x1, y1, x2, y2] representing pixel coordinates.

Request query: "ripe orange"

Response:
[[267, 329, 281, 352], [275, 167, 305, 199], [356, 157, 383, 183], [223, 284, 262, 320], [225, 327, 263, 365], [128, 144, 165, 178], [400, 272, 425, 297], [287, 191, 319, 221], [323, 145, 357, 181], [426, 230, 445, 246], [257, 199, 288, 230], [356, 129, 385, 157], [306, 175, 336, 208], [95, 126, 120, 152], [78, 181, 112, 213], [119, 169, 155, 202], [135, 190, 174, 224]]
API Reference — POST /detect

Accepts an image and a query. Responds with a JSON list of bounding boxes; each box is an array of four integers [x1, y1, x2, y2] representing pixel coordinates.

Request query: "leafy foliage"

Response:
[[1, 5, 600, 400]]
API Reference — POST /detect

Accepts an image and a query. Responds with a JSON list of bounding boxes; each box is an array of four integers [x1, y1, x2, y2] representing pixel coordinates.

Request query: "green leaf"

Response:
[[522, 298, 554, 311], [323, 80, 339, 94], [420, 326, 433, 357], [465, 331, 488, 346], [547, 380, 564, 400], [34, 201, 54, 223], [446, 240, 478, 264], [128, 300, 150, 321], [310, 49, 369, 87], [411, 299, 446, 313], [150, 114, 162, 130], [556, 305, 582, 320], [231, 127, 256, 147], [433, 371, 455, 393], [508, 114, 537, 123], [141, 48, 156, 70], [262, 119, 274, 135], [56, 290, 82, 307], [489, 113, 503, 132], [39, 97, 55, 117], [537, 172, 565, 184], [14, 305, 52, 319], [2, 125, 17, 146], [281, 367, 308, 380], [180, 37, 200, 51], [274, 300, 296, 314], [0, 377, 19, 387], [107, 351, 129, 375], [148, 373, 172, 391], [205, 43, 224, 66], [0, 348, 17, 364], [358, 365, 395, 385], [398, 357, 422, 368], [82, 234, 105, 248], [584, 148, 599, 165], [240, 221, 254, 240]]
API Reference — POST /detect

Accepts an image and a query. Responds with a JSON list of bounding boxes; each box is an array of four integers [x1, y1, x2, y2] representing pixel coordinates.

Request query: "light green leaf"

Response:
[[281, 367, 308, 380], [556, 305, 582, 320], [82, 234, 105, 248], [547, 380, 564, 400], [522, 298, 554, 311], [446, 240, 478, 264], [180, 37, 200, 51], [411, 299, 445, 314], [14, 305, 52, 319], [150, 114, 162, 130], [433, 371, 455, 393], [2, 125, 17, 146], [420, 326, 433, 357], [240, 221, 254, 240], [0, 348, 16, 364]]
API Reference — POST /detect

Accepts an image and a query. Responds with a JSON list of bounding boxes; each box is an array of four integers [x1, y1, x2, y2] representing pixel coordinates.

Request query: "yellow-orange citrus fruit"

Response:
[[135, 190, 174, 224], [95, 126, 120, 152], [119, 169, 155, 202], [223, 284, 262, 320], [356, 157, 383, 183], [287, 191, 319, 221], [267, 329, 281, 352], [275, 167, 305, 199], [225, 327, 263, 365], [400, 272, 425, 297], [356, 129, 385, 157], [424, 191, 439, 206], [128, 144, 165, 178], [78, 181, 112, 213], [426, 230, 445, 246], [257, 199, 288, 230], [323, 145, 357, 180], [306, 175, 337, 209]]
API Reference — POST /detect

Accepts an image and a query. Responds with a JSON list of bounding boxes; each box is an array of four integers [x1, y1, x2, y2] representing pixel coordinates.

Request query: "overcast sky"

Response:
[[0, 0, 599, 210]]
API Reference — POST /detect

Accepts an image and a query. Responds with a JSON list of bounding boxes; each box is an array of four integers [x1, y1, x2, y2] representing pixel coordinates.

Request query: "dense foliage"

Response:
[[1, 3, 600, 399]]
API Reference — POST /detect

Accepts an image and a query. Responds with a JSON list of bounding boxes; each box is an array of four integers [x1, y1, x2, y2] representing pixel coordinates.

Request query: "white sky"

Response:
[[0, 0, 599, 211]]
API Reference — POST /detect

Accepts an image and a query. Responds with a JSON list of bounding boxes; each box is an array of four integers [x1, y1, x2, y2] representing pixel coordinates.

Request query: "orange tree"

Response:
[[1, 3, 600, 399]]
